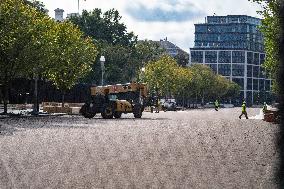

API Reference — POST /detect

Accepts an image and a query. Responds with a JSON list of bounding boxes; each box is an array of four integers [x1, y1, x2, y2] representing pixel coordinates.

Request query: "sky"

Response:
[[41, 0, 263, 53]]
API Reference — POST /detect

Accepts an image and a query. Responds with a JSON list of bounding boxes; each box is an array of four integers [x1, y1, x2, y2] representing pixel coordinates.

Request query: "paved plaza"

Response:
[[0, 108, 280, 188]]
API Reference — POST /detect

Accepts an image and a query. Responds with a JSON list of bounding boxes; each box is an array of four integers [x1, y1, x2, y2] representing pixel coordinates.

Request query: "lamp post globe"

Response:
[[100, 56, 105, 86]]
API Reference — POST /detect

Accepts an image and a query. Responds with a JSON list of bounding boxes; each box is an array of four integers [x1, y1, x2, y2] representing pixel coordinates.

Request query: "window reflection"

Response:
[[218, 51, 231, 63], [218, 64, 231, 76], [232, 64, 244, 76], [191, 51, 203, 63], [205, 51, 217, 63]]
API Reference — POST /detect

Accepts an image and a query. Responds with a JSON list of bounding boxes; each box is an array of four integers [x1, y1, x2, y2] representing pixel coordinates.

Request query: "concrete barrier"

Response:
[[42, 102, 83, 114]]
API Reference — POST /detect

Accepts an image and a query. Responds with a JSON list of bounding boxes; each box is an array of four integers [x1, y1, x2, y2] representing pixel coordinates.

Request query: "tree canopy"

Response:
[[69, 10, 166, 85], [143, 56, 240, 103], [0, 0, 98, 113], [251, 0, 282, 92], [68, 9, 137, 47]]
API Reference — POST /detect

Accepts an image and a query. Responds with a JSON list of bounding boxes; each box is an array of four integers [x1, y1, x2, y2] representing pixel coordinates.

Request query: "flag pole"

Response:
[[78, 0, 79, 14]]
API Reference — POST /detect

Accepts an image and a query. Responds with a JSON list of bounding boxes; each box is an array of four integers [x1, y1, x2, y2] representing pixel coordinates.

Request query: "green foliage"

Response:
[[68, 9, 137, 47], [69, 10, 169, 85], [144, 55, 180, 96], [134, 40, 166, 64], [0, 0, 98, 107], [224, 82, 241, 100], [144, 57, 240, 102], [0, 0, 39, 83], [174, 51, 189, 67], [46, 21, 98, 91], [69, 9, 141, 85], [250, 0, 281, 93], [23, 0, 48, 14]]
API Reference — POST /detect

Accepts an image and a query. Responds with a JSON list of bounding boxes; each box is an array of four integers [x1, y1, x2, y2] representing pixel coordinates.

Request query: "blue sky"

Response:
[[41, 0, 263, 52]]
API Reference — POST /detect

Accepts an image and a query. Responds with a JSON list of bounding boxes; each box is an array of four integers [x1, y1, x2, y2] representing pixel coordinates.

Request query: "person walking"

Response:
[[262, 102, 267, 113], [155, 97, 160, 113], [239, 101, 248, 119], [214, 100, 219, 111]]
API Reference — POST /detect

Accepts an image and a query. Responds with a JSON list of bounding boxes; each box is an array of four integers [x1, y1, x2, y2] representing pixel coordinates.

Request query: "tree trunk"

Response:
[[195, 93, 198, 109], [62, 91, 65, 108], [2, 82, 8, 114], [201, 91, 204, 107], [182, 92, 185, 110], [33, 74, 39, 115]]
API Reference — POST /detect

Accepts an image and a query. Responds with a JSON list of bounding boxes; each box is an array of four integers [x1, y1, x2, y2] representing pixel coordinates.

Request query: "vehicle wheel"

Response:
[[101, 104, 113, 119], [133, 104, 142, 118], [80, 103, 96, 118], [113, 111, 122, 118]]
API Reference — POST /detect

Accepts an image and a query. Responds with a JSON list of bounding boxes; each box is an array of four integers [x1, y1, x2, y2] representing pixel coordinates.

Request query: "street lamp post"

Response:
[[100, 56, 105, 86], [141, 67, 145, 82]]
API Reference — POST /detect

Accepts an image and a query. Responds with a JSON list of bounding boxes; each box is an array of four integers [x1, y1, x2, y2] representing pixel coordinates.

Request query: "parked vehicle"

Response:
[[162, 101, 177, 111], [80, 82, 148, 119]]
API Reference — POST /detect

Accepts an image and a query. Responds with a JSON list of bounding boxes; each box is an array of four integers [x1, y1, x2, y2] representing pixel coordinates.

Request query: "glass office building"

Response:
[[190, 15, 272, 105]]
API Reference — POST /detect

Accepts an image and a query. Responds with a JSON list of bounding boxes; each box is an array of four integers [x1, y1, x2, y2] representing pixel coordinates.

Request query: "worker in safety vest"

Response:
[[214, 100, 219, 111], [239, 101, 248, 119], [262, 102, 267, 113]]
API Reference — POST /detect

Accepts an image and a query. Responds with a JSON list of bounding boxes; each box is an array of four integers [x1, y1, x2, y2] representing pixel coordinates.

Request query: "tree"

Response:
[[144, 55, 179, 97], [46, 21, 98, 107], [23, 0, 48, 14], [0, 0, 42, 114], [174, 51, 189, 67], [250, 0, 282, 93], [0, 0, 98, 113], [223, 82, 241, 103], [211, 75, 230, 99], [68, 9, 137, 47], [190, 64, 216, 105], [174, 67, 193, 108], [144, 59, 241, 107], [68, 9, 141, 85], [134, 40, 166, 64]]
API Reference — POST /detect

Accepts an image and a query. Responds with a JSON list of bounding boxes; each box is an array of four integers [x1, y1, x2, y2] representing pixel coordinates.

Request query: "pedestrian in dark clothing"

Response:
[[155, 97, 160, 113]]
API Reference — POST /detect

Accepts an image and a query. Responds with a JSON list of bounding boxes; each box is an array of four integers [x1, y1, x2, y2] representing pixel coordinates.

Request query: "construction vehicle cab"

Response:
[[80, 82, 148, 119]]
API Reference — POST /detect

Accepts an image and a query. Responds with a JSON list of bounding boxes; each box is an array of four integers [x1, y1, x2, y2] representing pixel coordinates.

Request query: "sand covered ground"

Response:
[[0, 108, 280, 188]]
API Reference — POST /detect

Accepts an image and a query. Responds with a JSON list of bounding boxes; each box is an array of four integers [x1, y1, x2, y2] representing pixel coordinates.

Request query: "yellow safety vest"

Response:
[[242, 104, 246, 112]]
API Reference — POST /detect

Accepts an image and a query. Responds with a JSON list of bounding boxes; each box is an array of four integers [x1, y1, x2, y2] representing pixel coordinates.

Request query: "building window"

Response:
[[205, 51, 217, 63], [247, 78, 252, 90], [191, 51, 203, 63], [218, 51, 231, 63], [218, 64, 231, 76], [253, 66, 259, 78], [232, 51, 245, 63], [247, 52, 253, 64], [247, 91, 252, 104], [259, 66, 265, 78], [232, 64, 244, 76], [195, 25, 207, 32], [259, 79, 265, 91], [253, 79, 258, 90], [265, 80, 271, 91], [253, 53, 259, 65], [247, 65, 252, 77], [260, 54, 265, 65], [233, 78, 244, 90]]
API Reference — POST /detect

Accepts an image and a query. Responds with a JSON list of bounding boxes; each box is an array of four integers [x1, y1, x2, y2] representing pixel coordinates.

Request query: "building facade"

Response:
[[190, 15, 272, 105], [54, 8, 64, 22], [157, 38, 189, 58]]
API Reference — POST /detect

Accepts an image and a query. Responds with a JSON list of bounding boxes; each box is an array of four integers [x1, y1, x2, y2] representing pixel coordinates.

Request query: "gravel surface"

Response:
[[0, 108, 280, 188]]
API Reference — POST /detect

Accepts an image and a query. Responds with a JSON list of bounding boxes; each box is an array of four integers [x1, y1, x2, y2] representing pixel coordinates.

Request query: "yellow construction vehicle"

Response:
[[80, 82, 148, 119]]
